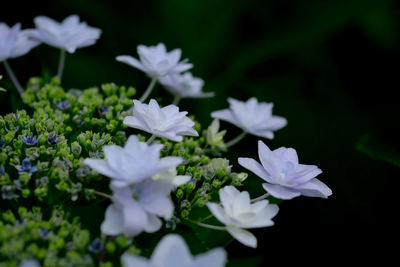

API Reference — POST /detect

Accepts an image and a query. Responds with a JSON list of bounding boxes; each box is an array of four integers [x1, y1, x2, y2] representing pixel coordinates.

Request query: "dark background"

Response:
[[2, 0, 400, 265]]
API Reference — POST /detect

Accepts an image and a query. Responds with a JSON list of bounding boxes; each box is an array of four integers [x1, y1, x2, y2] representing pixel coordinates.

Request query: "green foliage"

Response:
[[0, 207, 107, 266]]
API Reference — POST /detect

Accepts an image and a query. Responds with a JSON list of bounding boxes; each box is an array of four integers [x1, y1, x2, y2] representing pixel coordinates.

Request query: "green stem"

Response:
[[3, 60, 24, 95], [139, 77, 157, 102], [94, 190, 112, 200], [251, 192, 270, 203], [146, 134, 156, 144], [225, 131, 247, 148], [172, 95, 181, 106], [57, 49, 66, 82], [188, 219, 226, 231]]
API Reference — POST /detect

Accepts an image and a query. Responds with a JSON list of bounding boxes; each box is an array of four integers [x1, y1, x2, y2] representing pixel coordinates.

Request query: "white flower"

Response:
[[84, 135, 182, 187], [238, 141, 332, 200], [152, 167, 191, 188], [124, 99, 198, 142], [116, 43, 193, 78], [0, 23, 40, 62], [29, 15, 101, 53], [18, 259, 41, 267], [121, 234, 226, 267], [158, 72, 214, 99], [101, 180, 174, 237], [207, 186, 279, 248], [211, 97, 287, 139]]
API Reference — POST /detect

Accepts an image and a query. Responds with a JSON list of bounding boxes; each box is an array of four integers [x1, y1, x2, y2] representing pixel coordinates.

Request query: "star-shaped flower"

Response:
[[211, 97, 287, 139], [116, 43, 193, 78], [101, 179, 174, 237], [84, 135, 182, 187], [29, 15, 101, 53], [0, 23, 40, 62], [207, 186, 279, 248], [123, 99, 198, 142], [121, 234, 226, 267], [158, 72, 214, 99], [238, 141, 332, 200]]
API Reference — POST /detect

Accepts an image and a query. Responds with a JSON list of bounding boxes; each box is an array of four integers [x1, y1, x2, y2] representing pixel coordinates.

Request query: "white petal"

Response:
[[226, 226, 257, 248], [173, 175, 191, 187], [295, 178, 332, 198], [144, 214, 162, 233], [101, 204, 123, 236], [151, 234, 193, 266], [116, 55, 145, 72], [238, 157, 272, 183], [83, 158, 121, 180], [211, 109, 240, 128], [206, 203, 228, 225], [190, 248, 227, 267], [262, 183, 301, 200], [121, 253, 153, 267]]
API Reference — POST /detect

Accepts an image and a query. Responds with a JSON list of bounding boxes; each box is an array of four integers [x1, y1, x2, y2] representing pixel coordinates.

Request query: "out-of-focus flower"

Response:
[[211, 97, 287, 139], [116, 43, 193, 78], [123, 99, 198, 142], [207, 186, 278, 248], [0, 23, 40, 62], [238, 141, 332, 200], [18, 258, 41, 267], [15, 158, 38, 176], [29, 15, 101, 53], [121, 234, 226, 267], [152, 167, 191, 188], [84, 135, 182, 187], [159, 72, 214, 99], [101, 180, 174, 237], [20, 133, 38, 145]]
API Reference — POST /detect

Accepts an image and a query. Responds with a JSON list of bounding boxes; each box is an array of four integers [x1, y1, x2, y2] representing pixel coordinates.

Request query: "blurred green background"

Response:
[[1, 0, 399, 264]]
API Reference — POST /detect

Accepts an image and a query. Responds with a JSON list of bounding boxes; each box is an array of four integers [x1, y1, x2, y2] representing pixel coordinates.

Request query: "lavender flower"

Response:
[[84, 135, 182, 187], [101, 179, 174, 237], [121, 234, 226, 267], [238, 141, 332, 200], [88, 239, 103, 253], [159, 72, 214, 100], [29, 15, 101, 53], [211, 97, 287, 139], [123, 99, 198, 142], [0, 23, 40, 62], [47, 132, 60, 146], [116, 43, 193, 79], [20, 133, 38, 145], [207, 186, 278, 248], [15, 158, 38, 175], [55, 100, 71, 110]]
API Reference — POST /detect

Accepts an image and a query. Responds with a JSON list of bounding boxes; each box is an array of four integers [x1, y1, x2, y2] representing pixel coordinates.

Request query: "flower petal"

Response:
[[226, 226, 257, 248], [151, 234, 193, 266], [262, 183, 301, 200]]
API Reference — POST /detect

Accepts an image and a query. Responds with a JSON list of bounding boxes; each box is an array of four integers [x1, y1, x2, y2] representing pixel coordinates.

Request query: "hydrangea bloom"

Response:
[[84, 135, 182, 187], [158, 72, 214, 99], [123, 99, 198, 142], [116, 43, 193, 78], [29, 15, 101, 53], [101, 180, 174, 237], [0, 23, 40, 62], [121, 234, 226, 267], [211, 97, 287, 139], [238, 141, 332, 200], [207, 186, 278, 248]]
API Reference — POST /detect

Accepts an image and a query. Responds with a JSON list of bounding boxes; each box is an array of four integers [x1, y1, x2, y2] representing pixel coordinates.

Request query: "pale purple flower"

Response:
[[84, 135, 182, 187], [123, 99, 198, 142], [20, 133, 38, 145], [0, 23, 40, 62], [238, 141, 332, 200], [121, 234, 226, 267], [207, 186, 278, 248], [158, 72, 214, 99], [15, 158, 38, 175], [101, 179, 174, 237], [211, 97, 287, 139], [29, 15, 101, 53], [116, 43, 193, 78]]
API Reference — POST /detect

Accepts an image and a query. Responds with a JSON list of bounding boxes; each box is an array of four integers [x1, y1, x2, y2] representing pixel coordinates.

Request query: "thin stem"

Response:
[[251, 192, 270, 203], [225, 131, 247, 148], [94, 190, 112, 200], [199, 214, 214, 222], [146, 134, 156, 144], [172, 95, 181, 106], [57, 49, 66, 82], [188, 219, 226, 231], [3, 60, 24, 95], [139, 77, 157, 102]]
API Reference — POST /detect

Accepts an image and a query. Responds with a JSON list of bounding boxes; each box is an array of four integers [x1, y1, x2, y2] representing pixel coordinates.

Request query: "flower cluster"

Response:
[[0, 13, 332, 266]]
